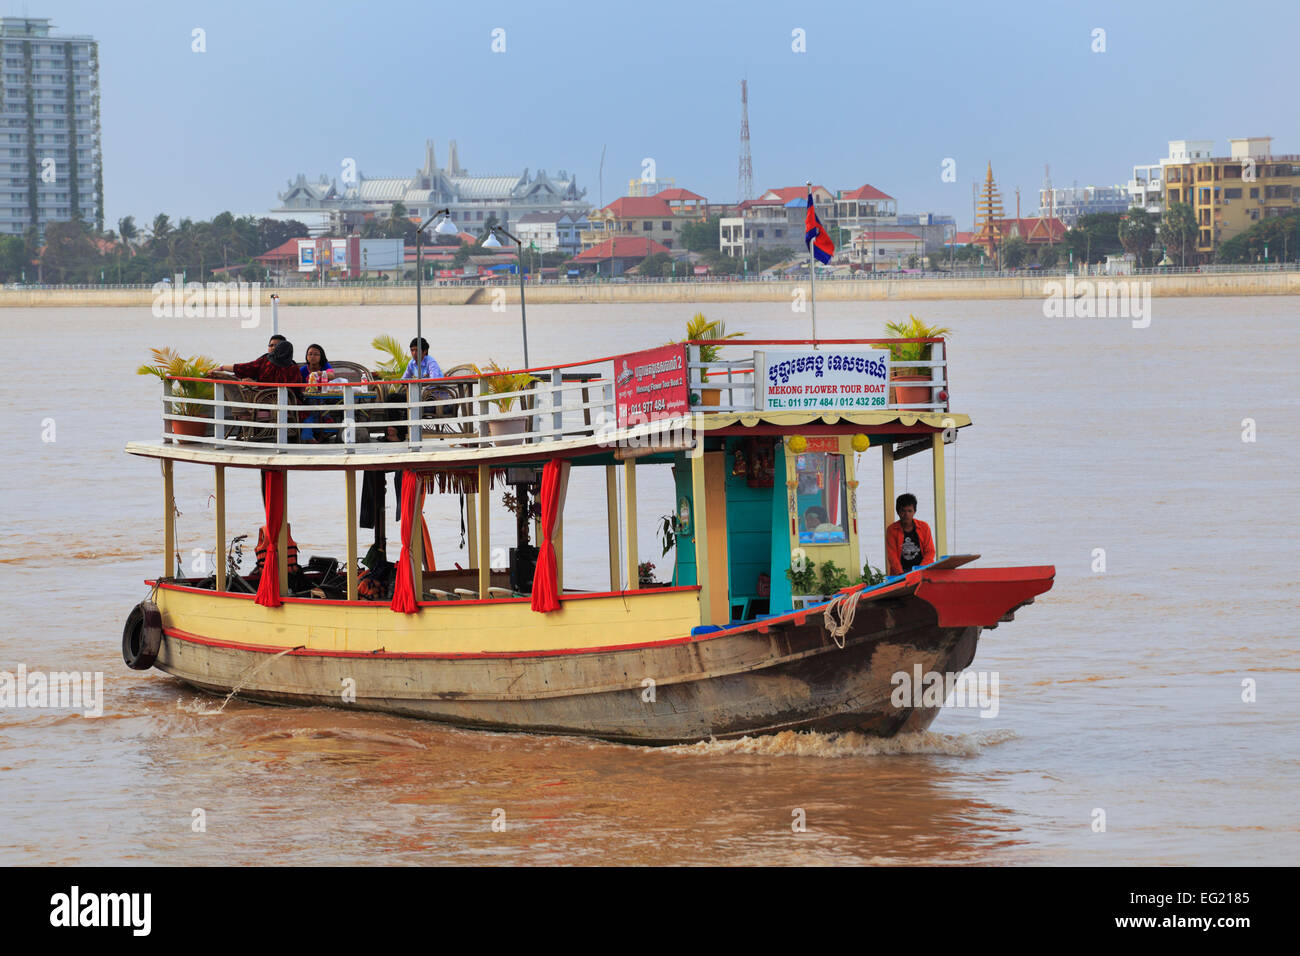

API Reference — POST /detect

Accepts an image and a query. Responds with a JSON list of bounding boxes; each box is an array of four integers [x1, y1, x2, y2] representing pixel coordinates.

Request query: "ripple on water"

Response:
[[660, 727, 1020, 759]]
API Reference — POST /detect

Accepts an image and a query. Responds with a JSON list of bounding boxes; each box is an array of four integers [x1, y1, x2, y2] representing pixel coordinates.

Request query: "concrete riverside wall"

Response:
[[2, 271, 1297, 307]]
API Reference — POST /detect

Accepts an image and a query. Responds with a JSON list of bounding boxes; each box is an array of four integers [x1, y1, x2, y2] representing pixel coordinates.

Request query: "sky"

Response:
[[28, 0, 1300, 231]]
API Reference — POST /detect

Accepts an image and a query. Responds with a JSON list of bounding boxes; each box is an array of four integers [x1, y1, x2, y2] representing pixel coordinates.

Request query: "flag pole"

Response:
[[806, 180, 818, 349]]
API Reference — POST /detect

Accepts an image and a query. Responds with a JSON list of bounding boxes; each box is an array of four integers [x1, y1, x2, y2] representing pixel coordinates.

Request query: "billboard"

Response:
[[614, 344, 689, 428], [297, 240, 316, 271], [756, 349, 891, 412]]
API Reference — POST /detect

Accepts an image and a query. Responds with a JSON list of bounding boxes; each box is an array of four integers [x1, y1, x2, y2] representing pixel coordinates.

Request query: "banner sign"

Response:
[[614, 344, 689, 427], [297, 240, 316, 271], [757, 348, 892, 411], [330, 239, 347, 269]]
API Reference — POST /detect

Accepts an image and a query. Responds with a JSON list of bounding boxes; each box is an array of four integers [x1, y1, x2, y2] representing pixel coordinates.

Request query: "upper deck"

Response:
[[126, 338, 963, 469]]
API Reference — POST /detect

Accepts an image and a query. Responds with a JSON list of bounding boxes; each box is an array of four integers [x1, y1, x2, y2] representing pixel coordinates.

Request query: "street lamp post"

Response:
[[482, 224, 530, 367], [415, 207, 460, 366]]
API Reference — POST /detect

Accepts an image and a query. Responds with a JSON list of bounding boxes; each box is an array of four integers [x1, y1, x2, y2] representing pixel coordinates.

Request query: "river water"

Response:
[[1, 296, 1296, 865]]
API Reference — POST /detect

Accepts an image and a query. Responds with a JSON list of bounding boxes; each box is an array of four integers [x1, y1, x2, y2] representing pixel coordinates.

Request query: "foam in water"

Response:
[[661, 727, 1019, 759]]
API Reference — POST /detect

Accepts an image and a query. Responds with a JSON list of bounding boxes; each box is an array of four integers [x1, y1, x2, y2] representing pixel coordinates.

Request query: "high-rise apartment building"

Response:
[[0, 17, 101, 236]]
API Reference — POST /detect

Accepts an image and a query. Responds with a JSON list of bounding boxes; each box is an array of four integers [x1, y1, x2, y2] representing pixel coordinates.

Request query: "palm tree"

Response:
[[117, 215, 138, 254], [148, 214, 173, 258]]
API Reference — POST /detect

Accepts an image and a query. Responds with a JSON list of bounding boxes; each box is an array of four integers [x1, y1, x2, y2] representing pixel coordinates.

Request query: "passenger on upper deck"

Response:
[[885, 493, 936, 575], [300, 343, 334, 383], [402, 337, 443, 381], [219, 339, 302, 385]]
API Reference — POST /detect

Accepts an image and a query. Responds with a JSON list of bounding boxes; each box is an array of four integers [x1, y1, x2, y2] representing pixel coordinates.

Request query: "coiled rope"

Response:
[[823, 587, 865, 650]]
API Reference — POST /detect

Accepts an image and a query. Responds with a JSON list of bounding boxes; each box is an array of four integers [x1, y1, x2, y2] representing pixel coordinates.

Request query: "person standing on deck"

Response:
[[885, 493, 935, 575]]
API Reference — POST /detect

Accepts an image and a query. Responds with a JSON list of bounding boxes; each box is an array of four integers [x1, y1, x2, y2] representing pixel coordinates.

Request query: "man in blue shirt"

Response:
[[402, 337, 443, 380]]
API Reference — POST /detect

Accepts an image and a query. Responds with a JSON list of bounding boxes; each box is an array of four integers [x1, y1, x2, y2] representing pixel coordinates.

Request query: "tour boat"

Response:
[[122, 336, 1054, 744]]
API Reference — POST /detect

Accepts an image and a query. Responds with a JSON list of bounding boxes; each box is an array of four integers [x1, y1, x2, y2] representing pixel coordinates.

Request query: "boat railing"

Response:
[[157, 338, 949, 454], [160, 369, 617, 455]]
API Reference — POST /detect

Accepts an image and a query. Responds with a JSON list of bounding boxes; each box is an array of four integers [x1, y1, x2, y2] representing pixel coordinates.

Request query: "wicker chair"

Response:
[[211, 371, 303, 444], [422, 363, 480, 437]]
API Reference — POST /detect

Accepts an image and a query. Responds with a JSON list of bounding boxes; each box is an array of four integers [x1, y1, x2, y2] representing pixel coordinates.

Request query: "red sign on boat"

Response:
[[614, 344, 690, 427]]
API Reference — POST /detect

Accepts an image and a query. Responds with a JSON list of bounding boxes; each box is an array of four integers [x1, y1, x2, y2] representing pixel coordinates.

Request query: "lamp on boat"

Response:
[[414, 208, 459, 366], [480, 224, 530, 368]]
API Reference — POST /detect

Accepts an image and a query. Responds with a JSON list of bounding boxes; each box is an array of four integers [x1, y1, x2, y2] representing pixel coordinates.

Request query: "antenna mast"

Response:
[[738, 79, 754, 201]]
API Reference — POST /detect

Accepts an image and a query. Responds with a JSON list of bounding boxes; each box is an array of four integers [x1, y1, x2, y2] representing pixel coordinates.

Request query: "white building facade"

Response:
[[270, 140, 590, 237]]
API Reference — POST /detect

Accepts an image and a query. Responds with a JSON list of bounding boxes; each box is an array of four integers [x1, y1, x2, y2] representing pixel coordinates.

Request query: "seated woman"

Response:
[[299, 343, 338, 442], [299, 342, 334, 383]]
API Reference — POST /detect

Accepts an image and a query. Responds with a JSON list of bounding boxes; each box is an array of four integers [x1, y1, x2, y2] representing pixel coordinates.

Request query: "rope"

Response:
[[823, 586, 865, 650]]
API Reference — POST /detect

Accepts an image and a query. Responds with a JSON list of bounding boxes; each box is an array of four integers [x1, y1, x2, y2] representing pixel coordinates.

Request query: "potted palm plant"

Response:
[[137, 348, 219, 442], [882, 314, 952, 408], [682, 312, 744, 406], [479, 360, 537, 445]]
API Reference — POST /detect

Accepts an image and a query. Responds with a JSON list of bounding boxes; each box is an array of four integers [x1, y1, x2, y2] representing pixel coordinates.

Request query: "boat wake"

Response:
[[662, 727, 1019, 759]]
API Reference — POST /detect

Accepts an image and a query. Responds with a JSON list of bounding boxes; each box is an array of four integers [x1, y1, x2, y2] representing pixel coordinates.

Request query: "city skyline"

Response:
[[26, 0, 1300, 230]]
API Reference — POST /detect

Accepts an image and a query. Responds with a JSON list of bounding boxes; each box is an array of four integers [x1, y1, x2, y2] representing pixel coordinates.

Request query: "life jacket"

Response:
[[254, 524, 300, 575]]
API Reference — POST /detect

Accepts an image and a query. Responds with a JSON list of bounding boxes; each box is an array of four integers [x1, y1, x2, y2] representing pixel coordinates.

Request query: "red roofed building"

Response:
[[760, 185, 834, 206], [720, 197, 801, 258], [568, 236, 671, 276], [992, 217, 1067, 244], [581, 195, 698, 251], [835, 183, 897, 228], [654, 187, 707, 217]]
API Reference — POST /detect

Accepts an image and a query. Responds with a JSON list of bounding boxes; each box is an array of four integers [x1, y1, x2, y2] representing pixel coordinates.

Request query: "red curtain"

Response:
[[531, 460, 563, 612], [255, 470, 284, 608], [390, 471, 421, 614]]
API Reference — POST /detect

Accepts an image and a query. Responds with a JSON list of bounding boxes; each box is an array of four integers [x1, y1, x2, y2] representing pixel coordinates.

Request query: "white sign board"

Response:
[[297, 240, 316, 272], [756, 348, 892, 411]]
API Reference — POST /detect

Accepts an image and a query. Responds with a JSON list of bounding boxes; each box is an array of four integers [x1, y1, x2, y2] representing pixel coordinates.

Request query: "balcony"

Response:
[[151, 340, 951, 457]]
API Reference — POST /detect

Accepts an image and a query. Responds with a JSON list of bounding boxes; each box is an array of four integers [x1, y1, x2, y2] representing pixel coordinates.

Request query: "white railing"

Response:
[[160, 340, 951, 453], [162, 372, 615, 455]]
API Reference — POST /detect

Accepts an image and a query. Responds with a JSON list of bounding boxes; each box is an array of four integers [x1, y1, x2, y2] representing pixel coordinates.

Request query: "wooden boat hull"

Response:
[[147, 566, 1053, 745]]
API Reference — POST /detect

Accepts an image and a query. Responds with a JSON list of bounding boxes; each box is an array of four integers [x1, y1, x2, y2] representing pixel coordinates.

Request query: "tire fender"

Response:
[[122, 601, 163, 670]]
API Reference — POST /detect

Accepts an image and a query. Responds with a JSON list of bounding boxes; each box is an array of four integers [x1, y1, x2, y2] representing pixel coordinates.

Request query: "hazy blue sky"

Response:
[[33, 0, 1300, 230]]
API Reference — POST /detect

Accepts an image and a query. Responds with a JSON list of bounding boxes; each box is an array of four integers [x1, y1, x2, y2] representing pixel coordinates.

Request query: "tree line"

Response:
[[0, 212, 312, 284]]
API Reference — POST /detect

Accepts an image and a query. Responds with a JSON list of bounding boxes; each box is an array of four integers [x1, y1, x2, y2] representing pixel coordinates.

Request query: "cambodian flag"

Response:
[[804, 192, 835, 264]]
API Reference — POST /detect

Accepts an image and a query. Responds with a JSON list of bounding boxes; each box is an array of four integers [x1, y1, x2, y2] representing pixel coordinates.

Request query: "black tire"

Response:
[[122, 601, 163, 670]]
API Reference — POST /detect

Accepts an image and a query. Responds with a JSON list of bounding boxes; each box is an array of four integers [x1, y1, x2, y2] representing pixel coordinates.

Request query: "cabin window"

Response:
[[794, 452, 849, 544]]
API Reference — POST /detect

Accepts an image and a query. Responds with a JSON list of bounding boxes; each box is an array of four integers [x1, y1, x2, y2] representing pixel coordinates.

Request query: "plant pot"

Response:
[[168, 416, 208, 444], [700, 388, 721, 407], [889, 374, 932, 408], [487, 417, 528, 446]]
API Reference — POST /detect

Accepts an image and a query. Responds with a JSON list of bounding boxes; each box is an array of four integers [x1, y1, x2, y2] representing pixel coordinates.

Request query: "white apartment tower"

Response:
[[0, 17, 102, 236]]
